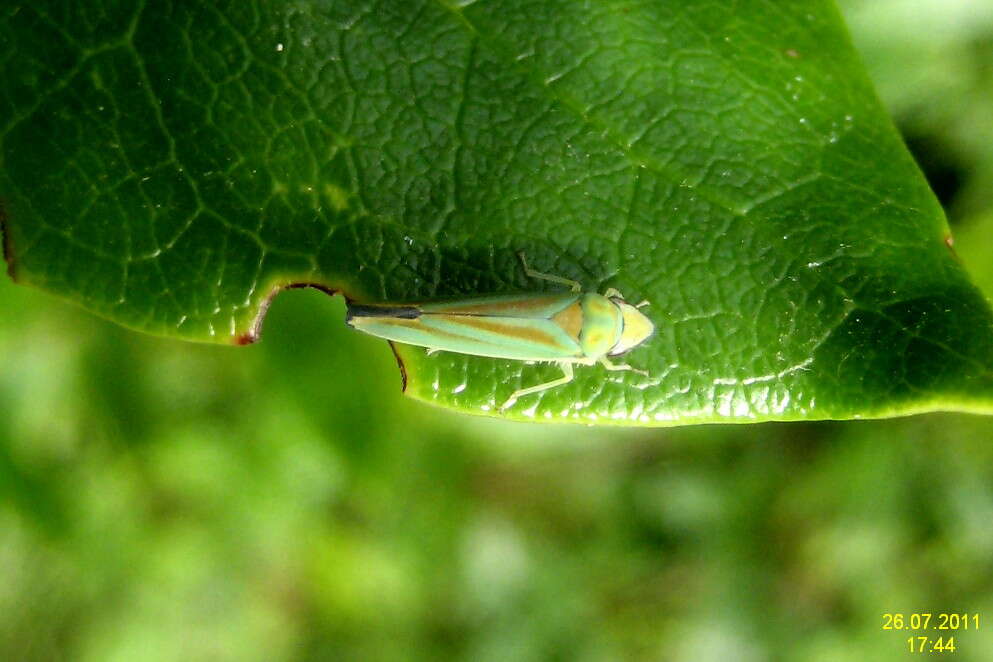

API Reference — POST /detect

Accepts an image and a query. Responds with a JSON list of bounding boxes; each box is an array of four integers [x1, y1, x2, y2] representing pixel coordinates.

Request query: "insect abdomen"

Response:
[[346, 304, 421, 324]]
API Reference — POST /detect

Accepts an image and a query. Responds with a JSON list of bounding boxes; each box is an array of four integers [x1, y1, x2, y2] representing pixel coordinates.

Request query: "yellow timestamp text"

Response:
[[907, 636, 955, 654], [882, 613, 980, 631]]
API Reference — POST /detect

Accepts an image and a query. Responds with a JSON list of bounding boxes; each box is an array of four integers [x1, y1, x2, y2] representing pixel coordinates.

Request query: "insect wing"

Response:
[[350, 311, 583, 361], [418, 292, 580, 318]]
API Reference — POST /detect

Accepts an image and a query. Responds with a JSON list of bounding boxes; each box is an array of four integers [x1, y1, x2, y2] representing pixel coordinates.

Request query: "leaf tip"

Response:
[[232, 281, 340, 346], [0, 199, 16, 281]]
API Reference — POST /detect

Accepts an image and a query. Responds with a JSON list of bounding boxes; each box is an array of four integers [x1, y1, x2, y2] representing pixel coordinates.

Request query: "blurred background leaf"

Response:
[[2, 1, 993, 660]]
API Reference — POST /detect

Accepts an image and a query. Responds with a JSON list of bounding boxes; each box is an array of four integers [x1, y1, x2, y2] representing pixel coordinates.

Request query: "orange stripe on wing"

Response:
[[350, 315, 469, 342], [354, 315, 547, 350], [428, 294, 572, 316], [551, 301, 583, 341], [441, 316, 565, 349]]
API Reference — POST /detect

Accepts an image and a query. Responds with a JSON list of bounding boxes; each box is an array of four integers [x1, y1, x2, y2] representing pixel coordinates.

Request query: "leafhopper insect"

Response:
[[346, 253, 654, 410]]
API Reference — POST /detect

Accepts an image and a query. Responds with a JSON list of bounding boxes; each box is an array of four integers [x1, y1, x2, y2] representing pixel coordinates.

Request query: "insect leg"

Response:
[[599, 356, 649, 376], [499, 362, 575, 411], [603, 287, 625, 299], [604, 288, 649, 308], [518, 252, 582, 292]]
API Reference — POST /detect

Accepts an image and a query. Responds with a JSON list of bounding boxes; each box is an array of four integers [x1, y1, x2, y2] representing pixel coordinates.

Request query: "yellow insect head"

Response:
[[609, 299, 655, 356]]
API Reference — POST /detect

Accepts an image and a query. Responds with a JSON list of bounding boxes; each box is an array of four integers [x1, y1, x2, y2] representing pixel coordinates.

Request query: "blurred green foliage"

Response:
[[3, 1, 993, 660]]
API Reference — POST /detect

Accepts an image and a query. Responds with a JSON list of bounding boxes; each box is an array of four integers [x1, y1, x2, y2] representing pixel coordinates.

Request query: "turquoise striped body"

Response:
[[346, 291, 628, 363], [344, 253, 656, 410]]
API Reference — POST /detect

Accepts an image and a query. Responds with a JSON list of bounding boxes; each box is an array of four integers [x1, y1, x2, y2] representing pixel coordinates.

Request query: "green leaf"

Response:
[[2, 1, 993, 424]]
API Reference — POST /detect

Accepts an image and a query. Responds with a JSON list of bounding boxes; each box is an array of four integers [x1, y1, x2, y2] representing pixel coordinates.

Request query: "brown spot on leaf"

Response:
[[233, 281, 340, 345], [0, 199, 15, 280], [785, 48, 800, 58], [944, 233, 954, 248], [944, 232, 960, 261], [234, 332, 256, 346]]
